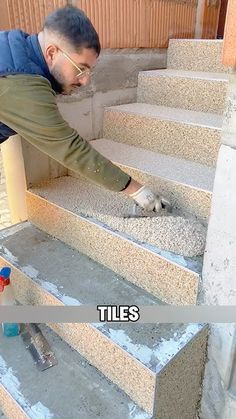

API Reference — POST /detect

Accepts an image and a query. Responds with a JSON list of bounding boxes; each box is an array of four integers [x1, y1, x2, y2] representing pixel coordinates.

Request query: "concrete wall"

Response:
[[21, 48, 167, 186], [57, 48, 167, 140], [200, 70, 236, 418], [200, 324, 236, 419]]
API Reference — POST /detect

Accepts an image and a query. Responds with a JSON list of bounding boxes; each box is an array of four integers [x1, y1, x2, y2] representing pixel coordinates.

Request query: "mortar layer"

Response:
[[32, 176, 206, 257]]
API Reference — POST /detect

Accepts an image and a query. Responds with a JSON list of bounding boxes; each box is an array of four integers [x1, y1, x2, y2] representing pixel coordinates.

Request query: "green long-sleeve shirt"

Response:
[[0, 74, 131, 192]]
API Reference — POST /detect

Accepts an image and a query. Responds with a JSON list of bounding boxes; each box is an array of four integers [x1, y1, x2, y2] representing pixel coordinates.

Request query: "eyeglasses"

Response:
[[58, 47, 93, 79]]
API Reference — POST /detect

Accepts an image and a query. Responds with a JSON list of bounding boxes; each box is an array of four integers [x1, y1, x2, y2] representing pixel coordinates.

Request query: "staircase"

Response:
[[0, 39, 228, 418]]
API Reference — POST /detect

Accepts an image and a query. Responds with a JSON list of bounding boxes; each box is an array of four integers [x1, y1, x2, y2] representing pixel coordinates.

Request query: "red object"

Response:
[[0, 275, 10, 292], [217, 0, 228, 39]]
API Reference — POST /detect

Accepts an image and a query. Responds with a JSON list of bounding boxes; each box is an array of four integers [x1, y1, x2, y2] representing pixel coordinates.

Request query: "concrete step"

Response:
[[103, 103, 223, 167], [0, 225, 208, 417], [25, 177, 202, 305], [0, 325, 150, 419], [137, 69, 229, 114], [167, 39, 226, 73], [0, 222, 163, 308], [91, 138, 214, 222]]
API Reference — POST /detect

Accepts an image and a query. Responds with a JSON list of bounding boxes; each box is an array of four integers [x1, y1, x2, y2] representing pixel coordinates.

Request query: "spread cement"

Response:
[[32, 176, 207, 257]]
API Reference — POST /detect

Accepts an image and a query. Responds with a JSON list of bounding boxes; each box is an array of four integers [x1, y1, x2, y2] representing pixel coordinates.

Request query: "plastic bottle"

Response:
[[0, 267, 20, 337]]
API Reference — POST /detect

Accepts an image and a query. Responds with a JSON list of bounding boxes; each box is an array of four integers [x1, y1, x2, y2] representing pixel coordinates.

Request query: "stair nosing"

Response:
[[92, 139, 215, 193], [104, 103, 223, 130], [117, 161, 213, 194], [138, 69, 229, 82], [168, 39, 223, 43]]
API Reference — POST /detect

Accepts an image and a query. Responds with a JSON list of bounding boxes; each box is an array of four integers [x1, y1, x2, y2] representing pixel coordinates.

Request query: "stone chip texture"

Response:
[[137, 70, 228, 115], [167, 39, 227, 73], [32, 176, 206, 257], [103, 214, 206, 257], [103, 104, 222, 167]]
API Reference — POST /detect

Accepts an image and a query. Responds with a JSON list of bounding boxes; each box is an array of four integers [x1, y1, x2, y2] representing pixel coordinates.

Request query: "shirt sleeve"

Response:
[[0, 75, 131, 192]]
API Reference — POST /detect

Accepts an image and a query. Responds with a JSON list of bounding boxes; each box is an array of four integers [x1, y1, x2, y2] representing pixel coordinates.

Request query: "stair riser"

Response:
[[51, 323, 155, 414], [0, 386, 27, 419], [137, 75, 227, 114], [103, 109, 221, 167], [51, 325, 207, 419], [153, 328, 208, 419], [167, 40, 225, 73], [0, 256, 155, 413], [0, 256, 208, 417], [26, 192, 199, 305]]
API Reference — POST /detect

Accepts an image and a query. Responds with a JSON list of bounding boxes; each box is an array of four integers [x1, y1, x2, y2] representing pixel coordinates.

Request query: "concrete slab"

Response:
[[137, 70, 229, 114], [0, 325, 149, 419], [0, 222, 162, 307]]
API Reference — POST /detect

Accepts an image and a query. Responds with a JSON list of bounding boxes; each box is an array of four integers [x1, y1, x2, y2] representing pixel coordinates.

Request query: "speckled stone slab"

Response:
[[103, 103, 222, 166], [137, 69, 229, 114], [167, 39, 227, 73]]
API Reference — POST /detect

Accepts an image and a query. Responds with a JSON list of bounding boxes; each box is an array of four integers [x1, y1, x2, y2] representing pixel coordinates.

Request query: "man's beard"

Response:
[[49, 66, 65, 93], [50, 66, 80, 95]]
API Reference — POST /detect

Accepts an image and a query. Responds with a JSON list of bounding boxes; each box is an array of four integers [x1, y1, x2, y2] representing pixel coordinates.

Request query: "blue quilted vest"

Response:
[[0, 29, 61, 143]]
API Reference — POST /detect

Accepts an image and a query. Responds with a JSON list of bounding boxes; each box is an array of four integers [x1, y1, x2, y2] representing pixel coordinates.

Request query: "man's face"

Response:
[[47, 46, 97, 94]]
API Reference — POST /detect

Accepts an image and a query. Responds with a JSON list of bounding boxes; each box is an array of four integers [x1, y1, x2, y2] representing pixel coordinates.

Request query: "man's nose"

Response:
[[78, 74, 90, 86]]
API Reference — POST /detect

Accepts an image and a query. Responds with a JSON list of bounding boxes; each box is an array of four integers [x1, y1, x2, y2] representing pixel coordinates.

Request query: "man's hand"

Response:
[[122, 179, 171, 213]]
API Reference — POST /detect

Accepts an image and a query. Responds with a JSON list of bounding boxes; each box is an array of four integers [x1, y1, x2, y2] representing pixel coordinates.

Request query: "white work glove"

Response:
[[129, 186, 171, 213]]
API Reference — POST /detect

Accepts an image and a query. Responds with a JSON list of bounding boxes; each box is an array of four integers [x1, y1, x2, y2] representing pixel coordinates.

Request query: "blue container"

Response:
[[2, 323, 20, 337], [0, 267, 20, 337]]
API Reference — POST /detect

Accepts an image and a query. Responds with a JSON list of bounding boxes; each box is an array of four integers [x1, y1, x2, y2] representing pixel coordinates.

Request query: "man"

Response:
[[0, 5, 169, 213]]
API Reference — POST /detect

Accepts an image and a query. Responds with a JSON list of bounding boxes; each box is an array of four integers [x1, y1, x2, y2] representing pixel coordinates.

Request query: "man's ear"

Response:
[[45, 44, 59, 65]]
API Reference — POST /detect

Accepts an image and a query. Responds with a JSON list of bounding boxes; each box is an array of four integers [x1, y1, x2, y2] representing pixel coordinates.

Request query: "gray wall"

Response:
[[22, 48, 167, 187], [200, 70, 236, 419]]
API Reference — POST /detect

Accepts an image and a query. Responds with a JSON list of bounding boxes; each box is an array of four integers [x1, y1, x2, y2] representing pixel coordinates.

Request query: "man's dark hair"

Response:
[[43, 6, 101, 55]]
